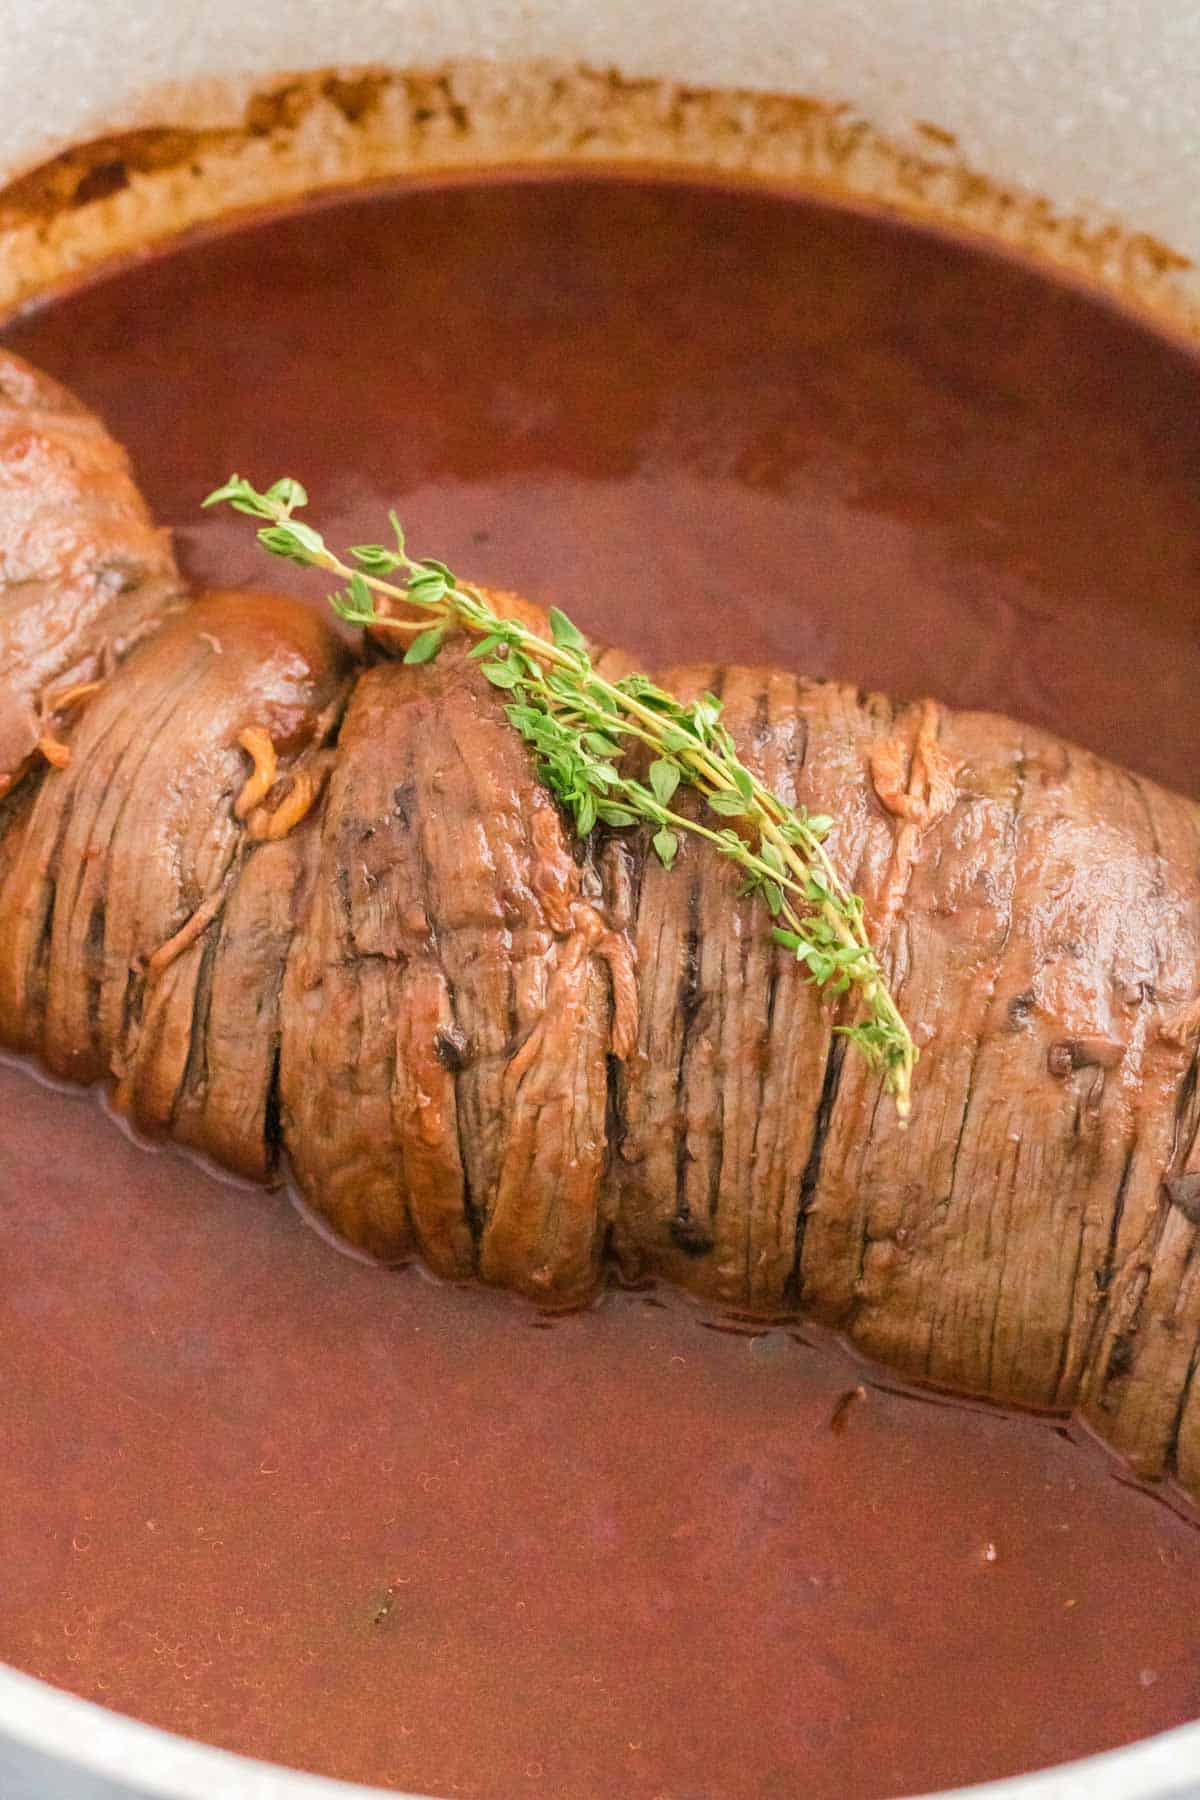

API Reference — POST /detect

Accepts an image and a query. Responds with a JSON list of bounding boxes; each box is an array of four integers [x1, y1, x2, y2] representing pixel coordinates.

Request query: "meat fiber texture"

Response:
[[2, 354, 1199, 1500]]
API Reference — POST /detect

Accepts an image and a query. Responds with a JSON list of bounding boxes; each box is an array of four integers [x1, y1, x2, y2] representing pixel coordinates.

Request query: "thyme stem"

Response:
[[203, 475, 917, 1117]]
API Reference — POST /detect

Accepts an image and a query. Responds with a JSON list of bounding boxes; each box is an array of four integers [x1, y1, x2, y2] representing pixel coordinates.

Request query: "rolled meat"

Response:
[[2, 350, 1198, 1501]]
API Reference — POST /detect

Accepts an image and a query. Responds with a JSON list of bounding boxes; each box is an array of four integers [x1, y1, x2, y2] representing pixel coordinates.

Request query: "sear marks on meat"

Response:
[[0, 591, 353, 1176], [279, 648, 616, 1302], [790, 708, 1200, 1469], [2, 354, 1200, 1495], [0, 349, 181, 796], [611, 665, 894, 1310], [170, 825, 323, 1182]]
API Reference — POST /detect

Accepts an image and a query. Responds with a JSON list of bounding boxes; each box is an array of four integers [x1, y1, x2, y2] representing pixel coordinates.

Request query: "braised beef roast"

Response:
[[2, 350, 1199, 1499]]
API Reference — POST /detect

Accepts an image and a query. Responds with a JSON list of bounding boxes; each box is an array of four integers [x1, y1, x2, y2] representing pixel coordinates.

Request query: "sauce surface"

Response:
[[4, 174, 1200, 1798]]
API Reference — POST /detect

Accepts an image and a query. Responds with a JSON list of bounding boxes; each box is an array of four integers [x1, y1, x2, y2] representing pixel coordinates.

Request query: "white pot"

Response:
[[1, 4, 1198, 1797]]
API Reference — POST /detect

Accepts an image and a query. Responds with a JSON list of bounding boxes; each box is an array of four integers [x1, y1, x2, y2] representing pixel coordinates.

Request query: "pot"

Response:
[[1, 4, 1199, 1797]]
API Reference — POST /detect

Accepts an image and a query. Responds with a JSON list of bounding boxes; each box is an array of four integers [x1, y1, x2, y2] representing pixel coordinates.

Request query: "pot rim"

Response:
[[2, 1660, 1199, 1800]]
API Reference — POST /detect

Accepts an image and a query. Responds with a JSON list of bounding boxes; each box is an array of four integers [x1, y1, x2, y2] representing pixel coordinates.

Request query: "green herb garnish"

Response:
[[204, 476, 917, 1117]]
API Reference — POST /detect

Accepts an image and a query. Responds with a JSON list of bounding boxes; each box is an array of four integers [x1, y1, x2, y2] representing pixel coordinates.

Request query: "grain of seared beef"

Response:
[[2, 355, 1200, 1500], [0, 349, 181, 796], [0, 592, 353, 1174], [280, 652, 620, 1291]]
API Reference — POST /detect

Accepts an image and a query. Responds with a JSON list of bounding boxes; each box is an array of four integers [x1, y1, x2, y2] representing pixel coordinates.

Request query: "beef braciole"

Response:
[[1, 342, 1198, 1505]]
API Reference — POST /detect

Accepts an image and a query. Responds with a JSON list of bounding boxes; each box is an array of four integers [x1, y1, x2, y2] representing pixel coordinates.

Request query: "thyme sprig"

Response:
[[203, 475, 916, 1116]]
